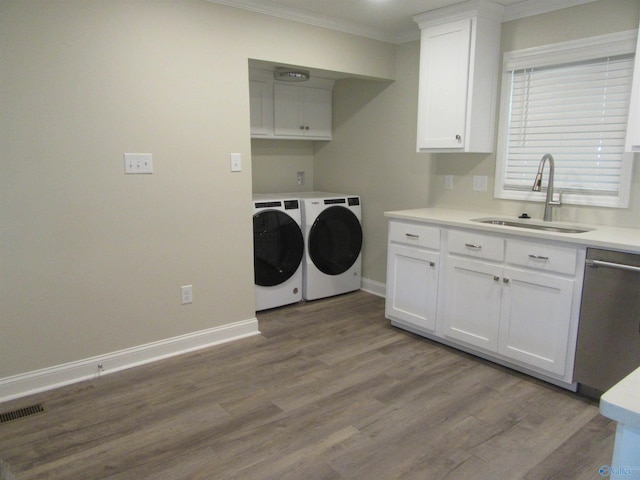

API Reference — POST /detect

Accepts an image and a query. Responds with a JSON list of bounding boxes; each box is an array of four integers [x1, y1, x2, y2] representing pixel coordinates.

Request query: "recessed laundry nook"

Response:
[[2, 0, 640, 478]]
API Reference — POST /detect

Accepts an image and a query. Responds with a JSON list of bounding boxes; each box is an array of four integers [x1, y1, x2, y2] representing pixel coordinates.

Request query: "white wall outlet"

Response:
[[230, 153, 242, 172], [445, 175, 454, 190], [181, 285, 193, 305], [297, 171, 305, 186], [124, 153, 153, 174], [473, 175, 488, 192]]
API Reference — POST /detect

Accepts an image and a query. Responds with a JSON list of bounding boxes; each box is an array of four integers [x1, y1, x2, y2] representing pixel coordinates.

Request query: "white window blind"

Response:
[[495, 30, 637, 208], [506, 55, 633, 195]]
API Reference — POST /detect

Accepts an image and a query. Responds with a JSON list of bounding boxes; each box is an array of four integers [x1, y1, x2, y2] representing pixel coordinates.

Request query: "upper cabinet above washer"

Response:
[[249, 69, 334, 141], [414, 0, 503, 153]]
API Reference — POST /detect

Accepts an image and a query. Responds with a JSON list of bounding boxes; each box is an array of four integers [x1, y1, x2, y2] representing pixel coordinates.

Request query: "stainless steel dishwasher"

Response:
[[574, 248, 640, 398]]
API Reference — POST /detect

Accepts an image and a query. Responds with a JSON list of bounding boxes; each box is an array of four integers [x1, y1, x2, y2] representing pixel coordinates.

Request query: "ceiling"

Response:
[[209, 0, 598, 43]]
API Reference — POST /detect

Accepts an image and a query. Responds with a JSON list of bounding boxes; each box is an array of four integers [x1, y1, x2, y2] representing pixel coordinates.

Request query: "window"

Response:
[[495, 31, 637, 208]]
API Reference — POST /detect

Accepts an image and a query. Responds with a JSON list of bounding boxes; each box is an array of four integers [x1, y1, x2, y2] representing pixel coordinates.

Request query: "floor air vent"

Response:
[[0, 403, 45, 424]]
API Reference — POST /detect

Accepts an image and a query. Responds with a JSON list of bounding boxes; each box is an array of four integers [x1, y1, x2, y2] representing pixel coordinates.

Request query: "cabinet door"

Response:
[[273, 84, 303, 137], [273, 84, 332, 139], [385, 244, 439, 332], [443, 257, 502, 351], [498, 268, 574, 376], [303, 87, 332, 138], [249, 80, 272, 136], [416, 18, 471, 150]]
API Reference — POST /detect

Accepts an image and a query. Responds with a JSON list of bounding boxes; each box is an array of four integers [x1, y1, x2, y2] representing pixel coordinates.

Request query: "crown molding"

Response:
[[208, 0, 604, 45], [502, 0, 599, 22], [208, 0, 401, 44]]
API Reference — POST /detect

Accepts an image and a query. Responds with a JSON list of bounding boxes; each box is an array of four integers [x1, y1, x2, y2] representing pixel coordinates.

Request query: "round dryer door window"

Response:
[[308, 206, 363, 276], [253, 210, 304, 287]]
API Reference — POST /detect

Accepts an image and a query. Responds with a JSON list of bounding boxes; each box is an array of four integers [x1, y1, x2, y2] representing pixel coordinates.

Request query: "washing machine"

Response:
[[252, 194, 304, 311], [298, 192, 363, 301]]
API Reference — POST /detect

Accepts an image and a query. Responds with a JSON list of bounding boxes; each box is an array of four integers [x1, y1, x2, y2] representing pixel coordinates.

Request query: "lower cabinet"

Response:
[[386, 243, 439, 332], [498, 268, 574, 376], [443, 258, 575, 377], [442, 257, 502, 351], [386, 219, 585, 388]]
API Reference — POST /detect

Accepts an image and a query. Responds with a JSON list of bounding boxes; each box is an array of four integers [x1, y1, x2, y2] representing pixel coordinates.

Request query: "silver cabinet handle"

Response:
[[429, 261, 435, 267], [529, 254, 549, 260], [455, 134, 462, 141], [493, 275, 500, 281], [465, 243, 481, 250], [503, 278, 510, 284], [405, 233, 419, 239]]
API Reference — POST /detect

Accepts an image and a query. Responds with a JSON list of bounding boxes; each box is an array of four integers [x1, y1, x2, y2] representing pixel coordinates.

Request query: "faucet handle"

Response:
[[550, 190, 563, 207]]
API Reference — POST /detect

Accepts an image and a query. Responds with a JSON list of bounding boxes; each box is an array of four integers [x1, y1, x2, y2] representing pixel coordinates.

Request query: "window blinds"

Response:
[[504, 54, 634, 196]]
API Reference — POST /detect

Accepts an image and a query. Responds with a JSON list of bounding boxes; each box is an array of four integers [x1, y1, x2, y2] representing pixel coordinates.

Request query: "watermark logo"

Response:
[[599, 465, 640, 477]]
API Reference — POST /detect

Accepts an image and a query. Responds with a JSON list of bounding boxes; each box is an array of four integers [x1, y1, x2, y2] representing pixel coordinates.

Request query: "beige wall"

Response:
[[251, 140, 315, 193], [313, 0, 640, 286], [0, 0, 395, 379]]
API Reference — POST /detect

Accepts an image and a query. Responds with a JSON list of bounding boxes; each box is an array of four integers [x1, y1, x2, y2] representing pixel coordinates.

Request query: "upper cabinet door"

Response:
[[417, 19, 472, 150], [273, 84, 332, 139], [249, 79, 273, 137], [414, 1, 502, 153]]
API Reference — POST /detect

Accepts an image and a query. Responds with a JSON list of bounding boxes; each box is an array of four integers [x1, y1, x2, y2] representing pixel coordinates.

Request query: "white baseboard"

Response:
[[361, 277, 386, 298], [0, 318, 260, 403]]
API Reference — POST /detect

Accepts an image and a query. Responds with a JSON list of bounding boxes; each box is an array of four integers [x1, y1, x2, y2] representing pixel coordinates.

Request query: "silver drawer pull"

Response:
[[429, 261, 435, 267], [465, 243, 482, 250], [405, 233, 419, 239], [529, 254, 549, 261]]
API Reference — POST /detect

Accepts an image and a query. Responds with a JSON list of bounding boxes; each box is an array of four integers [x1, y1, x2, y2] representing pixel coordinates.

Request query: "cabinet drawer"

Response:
[[389, 221, 440, 249], [448, 230, 504, 261], [506, 240, 577, 275]]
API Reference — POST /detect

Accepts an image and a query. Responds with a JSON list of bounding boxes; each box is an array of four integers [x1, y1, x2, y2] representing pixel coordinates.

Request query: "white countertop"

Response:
[[385, 208, 640, 253], [600, 366, 640, 429]]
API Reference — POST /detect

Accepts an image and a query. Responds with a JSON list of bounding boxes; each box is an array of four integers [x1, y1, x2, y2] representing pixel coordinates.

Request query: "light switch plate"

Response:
[[124, 153, 153, 174], [230, 153, 242, 172]]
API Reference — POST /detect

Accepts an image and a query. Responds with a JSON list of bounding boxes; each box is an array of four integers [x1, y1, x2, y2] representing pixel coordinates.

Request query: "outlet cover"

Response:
[[445, 175, 454, 190], [181, 285, 193, 305], [473, 175, 488, 192]]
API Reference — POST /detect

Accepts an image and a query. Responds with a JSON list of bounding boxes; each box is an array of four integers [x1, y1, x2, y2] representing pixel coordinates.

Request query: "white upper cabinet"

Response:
[[414, 0, 503, 153], [249, 69, 334, 141], [625, 24, 640, 152], [274, 84, 332, 139]]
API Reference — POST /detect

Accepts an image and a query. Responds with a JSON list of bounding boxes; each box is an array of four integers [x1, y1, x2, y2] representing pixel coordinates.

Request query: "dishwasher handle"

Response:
[[586, 259, 640, 274]]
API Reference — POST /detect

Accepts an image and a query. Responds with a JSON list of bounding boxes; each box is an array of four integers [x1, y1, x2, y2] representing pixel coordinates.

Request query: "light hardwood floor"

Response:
[[0, 291, 615, 479]]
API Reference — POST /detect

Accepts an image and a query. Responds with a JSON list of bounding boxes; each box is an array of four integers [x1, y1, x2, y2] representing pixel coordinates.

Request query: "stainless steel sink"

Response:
[[471, 218, 594, 234]]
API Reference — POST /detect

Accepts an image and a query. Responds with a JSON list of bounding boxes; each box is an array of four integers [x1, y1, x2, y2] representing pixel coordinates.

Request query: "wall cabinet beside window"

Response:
[[625, 25, 640, 152], [413, 1, 502, 153]]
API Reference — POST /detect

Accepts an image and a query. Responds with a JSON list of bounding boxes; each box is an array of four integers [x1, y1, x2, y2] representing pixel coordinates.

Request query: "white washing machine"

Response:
[[298, 192, 363, 301], [252, 194, 304, 311]]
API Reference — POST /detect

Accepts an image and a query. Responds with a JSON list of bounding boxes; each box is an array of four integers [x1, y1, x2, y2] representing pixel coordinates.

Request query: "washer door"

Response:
[[253, 210, 304, 287], [308, 206, 363, 276]]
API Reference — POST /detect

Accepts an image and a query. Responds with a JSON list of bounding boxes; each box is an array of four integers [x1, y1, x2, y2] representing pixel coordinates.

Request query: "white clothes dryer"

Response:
[[252, 194, 304, 311], [298, 192, 362, 301]]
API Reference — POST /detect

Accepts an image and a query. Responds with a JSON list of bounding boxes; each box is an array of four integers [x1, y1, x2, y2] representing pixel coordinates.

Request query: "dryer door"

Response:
[[253, 210, 304, 287], [308, 206, 363, 275]]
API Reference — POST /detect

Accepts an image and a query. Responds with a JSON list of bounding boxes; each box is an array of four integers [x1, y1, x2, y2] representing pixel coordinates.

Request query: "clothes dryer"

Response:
[[253, 195, 304, 311], [298, 192, 363, 301]]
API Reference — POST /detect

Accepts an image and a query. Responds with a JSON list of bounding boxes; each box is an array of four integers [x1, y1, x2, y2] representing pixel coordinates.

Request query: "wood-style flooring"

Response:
[[0, 291, 615, 479]]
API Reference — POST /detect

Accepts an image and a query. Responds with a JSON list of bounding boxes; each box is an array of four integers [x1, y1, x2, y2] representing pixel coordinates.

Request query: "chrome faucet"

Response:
[[532, 153, 562, 222]]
